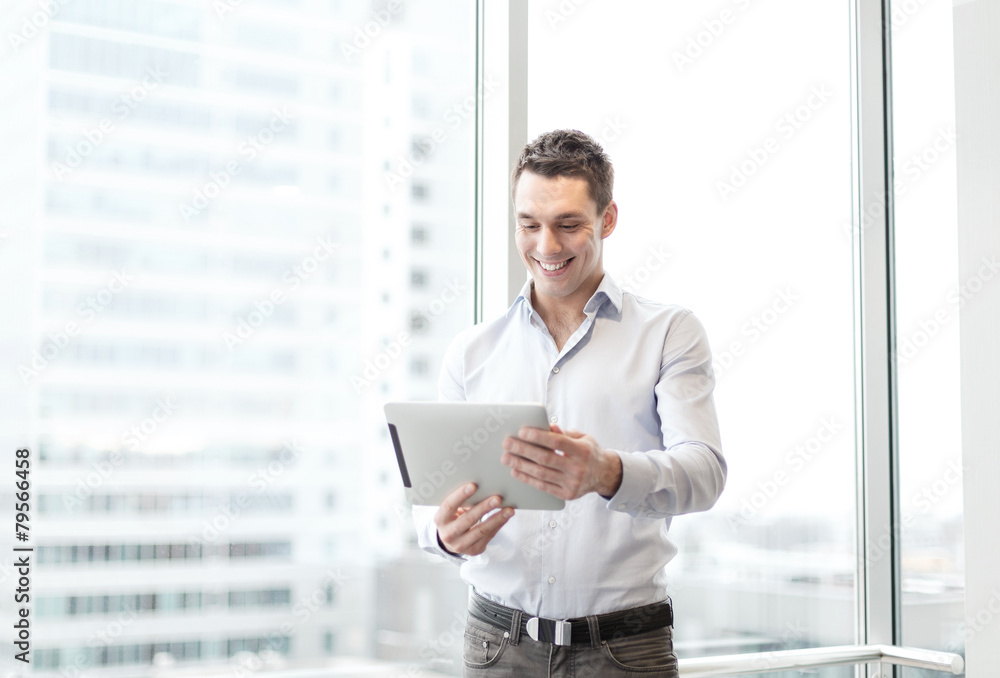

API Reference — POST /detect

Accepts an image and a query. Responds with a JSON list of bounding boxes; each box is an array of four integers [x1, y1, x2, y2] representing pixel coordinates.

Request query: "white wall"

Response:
[[954, 1, 1000, 675]]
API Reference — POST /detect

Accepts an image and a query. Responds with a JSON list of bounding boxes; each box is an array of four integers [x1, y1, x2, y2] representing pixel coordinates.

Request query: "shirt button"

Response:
[[618, 504, 627, 510], [549, 416, 558, 424], [549, 520, 557, 528], [548, 576, 556, 584], [552, 366, 560, 373]]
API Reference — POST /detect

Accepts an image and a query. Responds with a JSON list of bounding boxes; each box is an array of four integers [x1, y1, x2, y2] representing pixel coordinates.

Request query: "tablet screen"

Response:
[[384, 401, 565, 511]]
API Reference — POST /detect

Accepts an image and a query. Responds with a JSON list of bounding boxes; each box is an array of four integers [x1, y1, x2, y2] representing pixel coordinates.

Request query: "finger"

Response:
[[465, 506, 514, 555], [504, 450, 565, 486], [434, 483, 477, 526], [508, 464, 566, 500], [439, 494, 505, 545], [464, 510, 514, 553], [504, 434, 571, 469], [441, 506, 514, 556], [516, 426, 575, 454]]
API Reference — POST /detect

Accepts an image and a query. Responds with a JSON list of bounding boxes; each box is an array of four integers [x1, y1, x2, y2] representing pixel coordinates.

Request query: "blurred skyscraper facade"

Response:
[[1, 0, 473, 674]]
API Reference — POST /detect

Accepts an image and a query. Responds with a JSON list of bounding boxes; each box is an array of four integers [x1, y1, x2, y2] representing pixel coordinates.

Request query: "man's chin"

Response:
[[531, 278, 576, 299]]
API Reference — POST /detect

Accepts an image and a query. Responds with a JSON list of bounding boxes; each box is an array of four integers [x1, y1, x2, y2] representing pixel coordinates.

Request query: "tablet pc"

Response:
[[384, 401, 565, 511]]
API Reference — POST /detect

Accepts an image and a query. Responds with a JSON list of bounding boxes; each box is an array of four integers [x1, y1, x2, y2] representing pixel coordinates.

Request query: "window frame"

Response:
[[475, 1, 907, 673]]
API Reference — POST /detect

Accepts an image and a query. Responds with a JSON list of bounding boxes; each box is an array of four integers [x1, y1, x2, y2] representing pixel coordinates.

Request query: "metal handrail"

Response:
[[679, 643, 964, 677]]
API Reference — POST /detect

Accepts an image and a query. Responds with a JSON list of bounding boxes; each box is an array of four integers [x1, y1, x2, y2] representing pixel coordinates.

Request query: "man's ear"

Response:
[[601, 200, 618, 239]]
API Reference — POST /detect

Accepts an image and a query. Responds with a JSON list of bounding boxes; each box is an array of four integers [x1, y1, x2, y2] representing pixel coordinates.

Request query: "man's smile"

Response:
[[536, 257, 573, 273]]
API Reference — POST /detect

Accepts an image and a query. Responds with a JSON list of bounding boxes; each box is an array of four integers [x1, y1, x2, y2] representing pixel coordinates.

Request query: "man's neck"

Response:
[[530, 272, 604, 349]]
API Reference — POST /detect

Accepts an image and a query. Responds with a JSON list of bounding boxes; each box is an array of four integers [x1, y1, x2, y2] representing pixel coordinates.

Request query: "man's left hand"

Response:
[[501, 425, 623, 501]]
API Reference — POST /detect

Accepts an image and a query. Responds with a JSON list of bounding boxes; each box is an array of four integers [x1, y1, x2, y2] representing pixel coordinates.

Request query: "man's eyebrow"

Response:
[[516, 211, 588, 221]]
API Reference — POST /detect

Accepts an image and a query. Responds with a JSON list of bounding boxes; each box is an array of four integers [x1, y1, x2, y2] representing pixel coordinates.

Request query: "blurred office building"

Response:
[[0, 0, 472, 674]]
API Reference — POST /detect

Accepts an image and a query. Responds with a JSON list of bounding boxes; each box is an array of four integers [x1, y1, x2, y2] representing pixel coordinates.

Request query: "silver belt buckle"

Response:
[[526, 617, 572, 646]]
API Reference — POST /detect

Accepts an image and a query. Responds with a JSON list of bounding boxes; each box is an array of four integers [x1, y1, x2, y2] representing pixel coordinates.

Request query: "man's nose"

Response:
[[538, 226, 562, 254]]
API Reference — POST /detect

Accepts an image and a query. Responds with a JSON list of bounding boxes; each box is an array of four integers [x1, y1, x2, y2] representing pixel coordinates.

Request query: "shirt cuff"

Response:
[[604, 449, 657, 514], [414, 505, 468, 565]]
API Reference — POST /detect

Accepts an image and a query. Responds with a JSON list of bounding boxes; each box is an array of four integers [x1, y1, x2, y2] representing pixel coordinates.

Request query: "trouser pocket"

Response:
[[463, 615, 509, 669]]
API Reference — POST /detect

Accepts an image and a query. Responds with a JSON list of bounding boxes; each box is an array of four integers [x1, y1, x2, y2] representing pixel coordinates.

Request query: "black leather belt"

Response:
[[469, 592, 673, 647]]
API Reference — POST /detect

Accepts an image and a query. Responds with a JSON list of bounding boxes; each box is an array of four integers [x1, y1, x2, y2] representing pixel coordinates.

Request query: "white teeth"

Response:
[[538, 259, 569, 271]]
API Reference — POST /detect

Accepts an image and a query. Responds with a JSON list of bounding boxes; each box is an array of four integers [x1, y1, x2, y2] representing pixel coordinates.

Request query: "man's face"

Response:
[[513, 171, 617, 308]]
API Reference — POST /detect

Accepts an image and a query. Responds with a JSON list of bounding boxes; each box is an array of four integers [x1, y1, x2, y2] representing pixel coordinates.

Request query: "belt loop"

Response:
[[509, 609, 523, 645], [585, 614, 602, 649]]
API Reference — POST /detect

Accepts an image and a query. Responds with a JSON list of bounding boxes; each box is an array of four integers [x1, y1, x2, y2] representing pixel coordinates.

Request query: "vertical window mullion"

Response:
[[852, 0, 902, 668], [475, 0, 529, 321]]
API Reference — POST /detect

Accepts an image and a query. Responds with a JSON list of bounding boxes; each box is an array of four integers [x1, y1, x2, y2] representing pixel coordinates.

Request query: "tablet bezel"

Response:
[[384, 401, 566, 511]]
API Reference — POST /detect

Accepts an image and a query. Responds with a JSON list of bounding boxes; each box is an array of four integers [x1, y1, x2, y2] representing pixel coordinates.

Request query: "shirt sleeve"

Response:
[[606, 311, 727, 518], [413, 331, 469, 564]]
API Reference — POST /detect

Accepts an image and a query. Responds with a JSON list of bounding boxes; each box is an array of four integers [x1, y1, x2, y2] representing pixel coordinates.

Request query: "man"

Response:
[[415, 129, 726, 677]]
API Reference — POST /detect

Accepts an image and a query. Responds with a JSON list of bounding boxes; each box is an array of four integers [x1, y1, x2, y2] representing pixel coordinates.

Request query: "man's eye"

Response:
[[559, 224, 578, 229]]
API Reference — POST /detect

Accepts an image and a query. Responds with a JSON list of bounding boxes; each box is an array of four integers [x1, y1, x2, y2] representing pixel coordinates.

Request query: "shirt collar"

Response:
[[506, 273, 624, 319]]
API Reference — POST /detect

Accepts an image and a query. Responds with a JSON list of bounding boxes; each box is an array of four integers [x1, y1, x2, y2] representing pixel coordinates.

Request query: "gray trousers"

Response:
[[462, 610, 680, 677]]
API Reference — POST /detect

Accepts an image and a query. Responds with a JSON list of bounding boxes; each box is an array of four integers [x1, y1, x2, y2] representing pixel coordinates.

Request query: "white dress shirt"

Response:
[[414, 273, 726, 618]]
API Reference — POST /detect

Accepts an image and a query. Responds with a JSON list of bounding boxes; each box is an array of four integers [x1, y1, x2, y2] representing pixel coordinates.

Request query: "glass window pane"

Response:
[[528, 0, 855, 660], [889, 0, 965, 669], [0, 0, 474, 673]]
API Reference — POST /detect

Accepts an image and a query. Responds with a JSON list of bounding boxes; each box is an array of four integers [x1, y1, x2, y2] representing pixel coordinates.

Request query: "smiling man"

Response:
[[415, 129, 726, 677]]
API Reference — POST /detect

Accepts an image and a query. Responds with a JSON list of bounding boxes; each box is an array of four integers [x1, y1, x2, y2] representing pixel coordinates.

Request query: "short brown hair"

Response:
[[511, 129, 614, 211]]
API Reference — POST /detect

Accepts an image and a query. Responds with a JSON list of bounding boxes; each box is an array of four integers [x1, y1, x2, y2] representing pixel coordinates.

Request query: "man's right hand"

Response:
[[435, 483, 514, 556]]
